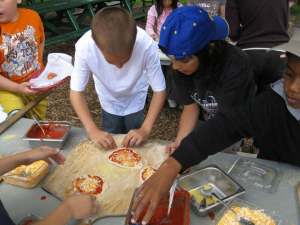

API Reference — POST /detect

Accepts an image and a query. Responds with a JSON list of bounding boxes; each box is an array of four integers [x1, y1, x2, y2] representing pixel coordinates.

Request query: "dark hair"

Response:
[[91, 7, 137, 55], [195, 40, 229, 90], [155, 0, 178, 17], [286, 52, 300, 62]]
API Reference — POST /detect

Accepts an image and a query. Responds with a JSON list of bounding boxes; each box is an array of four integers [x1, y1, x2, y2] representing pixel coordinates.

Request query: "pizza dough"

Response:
[[43, 135, 169, 219], [107, 148, 142, 169]]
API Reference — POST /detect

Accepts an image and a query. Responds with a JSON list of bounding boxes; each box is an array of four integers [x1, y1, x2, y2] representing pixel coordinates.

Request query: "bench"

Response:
[[21, 0, 131, 46]]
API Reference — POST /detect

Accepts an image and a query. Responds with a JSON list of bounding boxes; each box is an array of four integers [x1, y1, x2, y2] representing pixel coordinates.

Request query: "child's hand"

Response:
[[165, 139, 181, 155], [122, 127, 150, 147], [131, 158, 181, 225], [63, 194, 98, 220], [15, 146, 65, 165], [89, 129, 117, 150], [17, 82, 38, 95]]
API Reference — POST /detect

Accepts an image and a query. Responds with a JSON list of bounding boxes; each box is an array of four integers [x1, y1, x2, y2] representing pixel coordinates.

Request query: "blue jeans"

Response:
[[101, 109, 144, 134]]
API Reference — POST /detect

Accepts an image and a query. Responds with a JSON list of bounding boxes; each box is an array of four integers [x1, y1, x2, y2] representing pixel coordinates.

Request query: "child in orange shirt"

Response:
[[0, 0, 47, 119]]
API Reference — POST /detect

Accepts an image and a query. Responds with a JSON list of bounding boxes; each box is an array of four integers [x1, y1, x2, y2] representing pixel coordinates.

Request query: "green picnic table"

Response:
[[21, 0, 152, 46]]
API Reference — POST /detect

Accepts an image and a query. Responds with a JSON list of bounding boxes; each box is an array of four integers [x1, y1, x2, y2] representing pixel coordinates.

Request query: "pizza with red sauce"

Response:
[[47, 72, 57, 80], [107, 148, 142, 168], [140, 166, 156, 182], [73, 175, 104, 195]]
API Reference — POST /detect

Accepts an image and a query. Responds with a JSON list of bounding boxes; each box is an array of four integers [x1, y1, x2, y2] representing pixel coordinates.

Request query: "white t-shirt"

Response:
[[71, 27, 166, 116]]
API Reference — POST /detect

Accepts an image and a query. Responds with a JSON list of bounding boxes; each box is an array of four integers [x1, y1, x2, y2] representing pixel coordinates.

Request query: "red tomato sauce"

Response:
[[109, 148, 141, 164], [75, 175, 104, 195], [40, 195, 47, 200], [22, 219, 33, 225], [136, 190, 190, 225], [27, 124, 67, 139]]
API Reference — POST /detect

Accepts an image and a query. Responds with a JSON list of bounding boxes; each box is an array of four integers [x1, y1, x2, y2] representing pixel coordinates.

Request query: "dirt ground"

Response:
[[44, 41, 181, 141]]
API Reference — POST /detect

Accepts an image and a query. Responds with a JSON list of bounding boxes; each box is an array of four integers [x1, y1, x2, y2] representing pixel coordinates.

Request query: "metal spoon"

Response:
[[32, 116, 46, 136], [199, 184, 255, 225]]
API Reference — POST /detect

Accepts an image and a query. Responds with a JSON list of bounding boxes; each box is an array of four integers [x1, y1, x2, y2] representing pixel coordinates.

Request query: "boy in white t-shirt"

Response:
[[70, 7, 166, 149]]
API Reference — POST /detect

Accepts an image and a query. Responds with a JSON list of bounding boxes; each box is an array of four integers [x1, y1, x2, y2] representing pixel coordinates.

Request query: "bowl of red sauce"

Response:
[[127, 189, 190, 225], [23, 121, 71, 149]]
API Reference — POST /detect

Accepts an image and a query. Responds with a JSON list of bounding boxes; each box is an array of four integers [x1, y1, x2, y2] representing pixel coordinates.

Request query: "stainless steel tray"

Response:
[[23, 121, 71, 149], [178, 165, 245, 216]]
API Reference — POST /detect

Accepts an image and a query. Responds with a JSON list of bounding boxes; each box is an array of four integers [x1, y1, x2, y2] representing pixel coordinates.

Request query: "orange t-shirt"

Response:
[[0, 8, 44, 83]]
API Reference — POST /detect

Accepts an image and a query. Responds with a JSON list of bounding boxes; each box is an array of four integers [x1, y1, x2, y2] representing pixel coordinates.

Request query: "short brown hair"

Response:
[[91, 7, 137, 55]]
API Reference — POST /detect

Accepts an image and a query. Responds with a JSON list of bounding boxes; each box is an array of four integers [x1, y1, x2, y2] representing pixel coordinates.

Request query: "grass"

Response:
[[291, 4, 300, 16]]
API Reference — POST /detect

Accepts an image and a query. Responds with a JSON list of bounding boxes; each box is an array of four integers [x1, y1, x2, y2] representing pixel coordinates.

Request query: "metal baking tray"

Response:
[[23, 121, 71, 149], [178, 165, 245, 216]]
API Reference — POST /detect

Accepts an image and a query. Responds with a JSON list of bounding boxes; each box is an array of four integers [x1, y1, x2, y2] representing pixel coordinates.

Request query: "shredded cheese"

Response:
[[217, 206, 276, 225], [109, 148, 141, 167], [79, 178, 99, 192]]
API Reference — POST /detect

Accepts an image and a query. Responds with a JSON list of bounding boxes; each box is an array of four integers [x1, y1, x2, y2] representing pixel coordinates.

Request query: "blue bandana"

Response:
[[159, 6, 229, 59]]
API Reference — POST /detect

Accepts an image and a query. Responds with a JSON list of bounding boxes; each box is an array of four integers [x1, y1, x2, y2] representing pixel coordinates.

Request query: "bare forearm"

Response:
[[176, 103, 199, 141], [70, 90, 99, 133], [159, 157, 182, 178], [142, 90, 166, 132], [34, 203, 71, 225], [0, 76, 20, 93], [0, 154, 23, 175]]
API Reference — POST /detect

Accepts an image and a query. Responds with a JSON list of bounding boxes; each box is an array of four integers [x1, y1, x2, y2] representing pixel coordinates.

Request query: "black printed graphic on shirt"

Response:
[[0, 25, 40, 78], [191, 91, 218, 119]]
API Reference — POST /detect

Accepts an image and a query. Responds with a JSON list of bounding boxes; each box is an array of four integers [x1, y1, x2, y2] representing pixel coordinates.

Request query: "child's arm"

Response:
[[122, 42, 166, 147], [145, 6, 159, 40], [122, 90, 166, 147], [0, 146, 64, 176], [70, 39, 117, 150], [142, 90, 166, 132], [0, 76, 37, 95], [166, 103, 200, 154], [70, 90, 117, 149], [34, 194, 98, 225]]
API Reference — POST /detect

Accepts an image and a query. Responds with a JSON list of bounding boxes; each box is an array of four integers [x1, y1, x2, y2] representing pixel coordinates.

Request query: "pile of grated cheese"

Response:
[[79, 177, 99, 192], [217, 206, 276, 225]]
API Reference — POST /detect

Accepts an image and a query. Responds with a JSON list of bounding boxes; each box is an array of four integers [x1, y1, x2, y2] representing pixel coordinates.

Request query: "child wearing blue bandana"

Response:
[[159, 6, 256, 153], [131, 39, 300, 225]]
